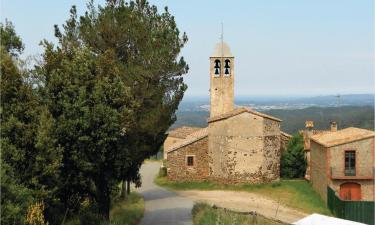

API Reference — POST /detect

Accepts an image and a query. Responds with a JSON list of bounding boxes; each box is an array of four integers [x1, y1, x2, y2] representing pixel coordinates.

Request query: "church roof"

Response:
[[167, 127, 208, 153], [167, 126, 203, 139], [211, 42, 233, 57], [311, 127, 375, 147], [207, 107, 282, 123]]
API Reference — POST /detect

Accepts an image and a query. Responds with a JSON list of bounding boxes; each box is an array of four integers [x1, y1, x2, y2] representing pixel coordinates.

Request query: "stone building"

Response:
[[163, 126, 202, 159], [302, 121, 332, 180], [207, 108, 282, 183], [309, 126, 375, 202], [166, 128, 209, 181], [166, 42, 288, 183]]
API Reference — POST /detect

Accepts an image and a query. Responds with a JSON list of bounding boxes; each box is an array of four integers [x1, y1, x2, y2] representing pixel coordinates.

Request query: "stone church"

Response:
[[165, 42, 289, 184]]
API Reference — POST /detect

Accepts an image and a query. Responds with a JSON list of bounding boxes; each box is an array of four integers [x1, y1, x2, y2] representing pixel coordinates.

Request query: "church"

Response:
[[165, 42, 289, 184]]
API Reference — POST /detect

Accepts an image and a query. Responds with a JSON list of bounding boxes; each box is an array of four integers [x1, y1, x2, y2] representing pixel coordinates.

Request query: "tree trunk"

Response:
[[127, 179, 131, 195], [121, 180, 127, 199], [97, 182, 110, 221]]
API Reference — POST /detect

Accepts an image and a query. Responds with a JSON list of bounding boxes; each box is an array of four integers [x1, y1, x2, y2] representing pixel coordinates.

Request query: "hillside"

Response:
[[172, 106, 374, 134]]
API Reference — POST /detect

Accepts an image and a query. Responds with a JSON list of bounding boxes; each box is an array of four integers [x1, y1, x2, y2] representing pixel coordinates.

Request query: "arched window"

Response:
[[214, 59, 221, 76], [224, 59, 231, 76]]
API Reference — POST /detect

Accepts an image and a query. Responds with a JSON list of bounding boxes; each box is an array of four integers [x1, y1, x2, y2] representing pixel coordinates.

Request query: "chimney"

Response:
[[330, 121, 337, 132], [305, 120, 314, 131]]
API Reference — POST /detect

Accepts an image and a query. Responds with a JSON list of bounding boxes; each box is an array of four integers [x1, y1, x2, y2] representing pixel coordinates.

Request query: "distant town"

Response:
[[179, 94, 374, 112]]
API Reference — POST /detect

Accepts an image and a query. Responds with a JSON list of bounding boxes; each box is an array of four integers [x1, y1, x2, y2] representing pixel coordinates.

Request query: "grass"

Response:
[[64, 192, 144, 225], [144, 158, 163, 163], [108, 192, 144, 225], [155, 176, 331, 215], [192, 203, 286, 225]]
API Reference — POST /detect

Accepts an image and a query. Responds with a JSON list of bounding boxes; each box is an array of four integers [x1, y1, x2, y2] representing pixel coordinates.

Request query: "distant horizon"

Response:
[[182, 93, 375, 100]]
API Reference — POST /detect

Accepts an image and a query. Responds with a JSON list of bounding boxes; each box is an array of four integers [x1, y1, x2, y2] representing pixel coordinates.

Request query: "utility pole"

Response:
[[336, 94, 341, 128]]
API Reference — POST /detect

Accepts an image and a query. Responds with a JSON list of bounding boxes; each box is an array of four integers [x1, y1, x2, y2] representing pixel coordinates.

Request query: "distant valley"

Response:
[[172, 94, 374, 134]]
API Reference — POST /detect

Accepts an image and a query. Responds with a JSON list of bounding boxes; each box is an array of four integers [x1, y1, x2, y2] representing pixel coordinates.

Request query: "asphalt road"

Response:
[[137, 162, 193, 225]]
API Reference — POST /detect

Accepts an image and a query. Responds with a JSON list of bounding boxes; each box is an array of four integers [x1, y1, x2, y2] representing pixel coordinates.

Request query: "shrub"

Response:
[[159, 166, 167, 177], [26, 201, 49, 225], [280, 133, 306, 178], [79, 210, 104, 225]]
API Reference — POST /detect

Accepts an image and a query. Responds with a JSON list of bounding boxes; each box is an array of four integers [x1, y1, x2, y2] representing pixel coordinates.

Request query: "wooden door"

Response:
[[339, 182, 361, 200]]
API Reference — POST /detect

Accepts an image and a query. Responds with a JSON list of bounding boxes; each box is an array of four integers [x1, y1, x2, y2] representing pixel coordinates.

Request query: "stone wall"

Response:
[[163, 136, 184, 159], [167, 137, 209, 181], [262, 119, 281, 181], [310, 141, 328, 202], [208, 112, 280, 183], [209, 57, 234, 117], [328, 137, 374, 201], [329, 138, 373, 177]]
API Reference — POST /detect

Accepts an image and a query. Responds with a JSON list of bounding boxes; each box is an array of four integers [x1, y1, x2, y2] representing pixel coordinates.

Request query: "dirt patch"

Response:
[[178, 190, 308, 224]]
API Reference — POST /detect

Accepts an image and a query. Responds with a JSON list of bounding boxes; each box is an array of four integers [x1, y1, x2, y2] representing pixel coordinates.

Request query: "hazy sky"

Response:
[[2, 0, 374, 97]]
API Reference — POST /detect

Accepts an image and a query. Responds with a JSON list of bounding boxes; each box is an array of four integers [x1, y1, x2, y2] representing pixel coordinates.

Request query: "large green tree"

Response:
[[1, 21, 62, 225], [36, 0, 188, 220], [78, 0, 188, 195], [280, 133, 307, 178]]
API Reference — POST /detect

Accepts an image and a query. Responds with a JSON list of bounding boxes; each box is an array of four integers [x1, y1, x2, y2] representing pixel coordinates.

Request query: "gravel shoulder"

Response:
[[177, 190, 308, 224], [138, 162, 307, 224]]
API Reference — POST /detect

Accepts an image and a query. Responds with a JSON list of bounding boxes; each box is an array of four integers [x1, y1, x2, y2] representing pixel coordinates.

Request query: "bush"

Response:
[[79, 210, 105, 225], [280, 133, 306, 178], [1, 160, 34, 225], [159, 166, 167, 177]]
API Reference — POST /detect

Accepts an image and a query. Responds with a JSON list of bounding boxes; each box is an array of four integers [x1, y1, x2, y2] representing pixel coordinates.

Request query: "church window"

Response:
[[224, 59, 231, 76], [214, 59, 221, 76], [186, 155, 195, 166]]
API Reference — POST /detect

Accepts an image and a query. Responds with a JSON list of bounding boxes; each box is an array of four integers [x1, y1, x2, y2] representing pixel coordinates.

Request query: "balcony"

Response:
[[330, 167, 373, 180], [344, 168, 355, 176]]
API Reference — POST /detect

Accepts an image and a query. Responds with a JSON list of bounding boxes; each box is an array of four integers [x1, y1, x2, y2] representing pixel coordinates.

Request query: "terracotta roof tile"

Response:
[[167, 126, 203, 139], [207, 107, 282, 123], [167, 127, 208, 153], [311, 127, 375, 147]]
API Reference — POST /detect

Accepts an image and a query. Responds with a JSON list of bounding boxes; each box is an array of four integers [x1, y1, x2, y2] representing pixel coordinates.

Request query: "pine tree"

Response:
[[35, 1, 188, 220], [280, 133, 307, 178]]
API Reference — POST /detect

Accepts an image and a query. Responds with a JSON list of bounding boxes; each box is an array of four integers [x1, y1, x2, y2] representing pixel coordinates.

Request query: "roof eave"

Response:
[[207, 109, 282, 123], [311, 135, 375, 148], [167, 135, 208, 153]]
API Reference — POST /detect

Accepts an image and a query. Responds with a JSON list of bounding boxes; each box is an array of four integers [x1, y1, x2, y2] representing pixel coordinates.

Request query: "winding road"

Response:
[[137, 162, 193, 225], [137, 162, 307, 224]]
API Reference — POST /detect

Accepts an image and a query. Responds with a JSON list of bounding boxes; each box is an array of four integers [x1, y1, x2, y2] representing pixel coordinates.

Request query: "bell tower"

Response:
[[209, 41, 234, 117]]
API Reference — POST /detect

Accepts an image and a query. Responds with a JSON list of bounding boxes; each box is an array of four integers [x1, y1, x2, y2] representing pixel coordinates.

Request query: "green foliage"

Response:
[[159, 166, 167, 177], [268, 106, 374, 134], [0, 20, 24, 56], [0, 159, 34, 225], [2, 0, 187, 222], [280, 133, 306, 179], [65, 192, 144, 225], [1, 23, 62, 224], [107, 192, 144, 225], [35, 0, 187, 221]]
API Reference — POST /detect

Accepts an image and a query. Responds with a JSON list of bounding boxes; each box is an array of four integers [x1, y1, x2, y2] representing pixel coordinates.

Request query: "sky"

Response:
[[2, 0, 374, 97]]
